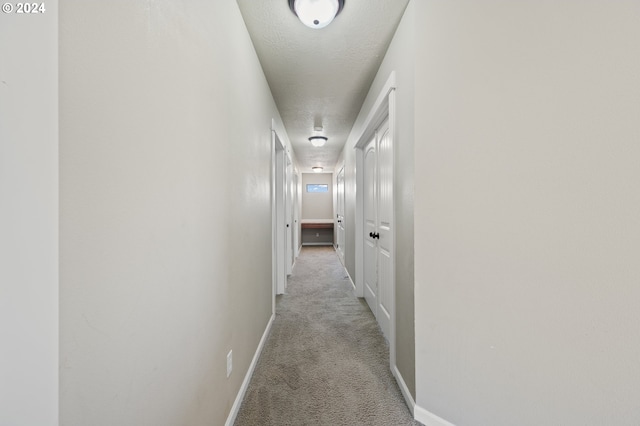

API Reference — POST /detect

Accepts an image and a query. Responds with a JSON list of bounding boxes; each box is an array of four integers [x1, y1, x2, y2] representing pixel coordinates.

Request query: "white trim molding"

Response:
[[225, 314, 275, 426], [392, 365, 415, 416], [414, 405, 457, 426], [345, 267, 356, 292]]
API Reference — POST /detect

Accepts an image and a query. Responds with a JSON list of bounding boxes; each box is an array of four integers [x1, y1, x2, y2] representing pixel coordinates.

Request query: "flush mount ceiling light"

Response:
[[312, 167, 323, 173], [289, 0, 345, 29], [309, 136, 328, 147]]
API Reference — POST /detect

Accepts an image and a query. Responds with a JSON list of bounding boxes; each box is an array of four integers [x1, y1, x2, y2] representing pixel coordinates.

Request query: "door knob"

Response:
[[373, 232, 380, 239], [369, 232, 373, 238]]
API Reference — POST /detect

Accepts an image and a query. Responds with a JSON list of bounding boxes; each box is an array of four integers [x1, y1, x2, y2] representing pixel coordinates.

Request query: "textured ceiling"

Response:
[[237, 0, 409, 172]]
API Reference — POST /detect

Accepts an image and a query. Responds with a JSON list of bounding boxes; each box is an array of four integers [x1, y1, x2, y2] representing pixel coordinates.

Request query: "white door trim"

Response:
[[354, 71, 397, 366]]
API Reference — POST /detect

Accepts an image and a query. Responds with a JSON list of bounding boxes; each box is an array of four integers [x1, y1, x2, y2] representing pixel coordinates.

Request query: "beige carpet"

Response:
[[234, 246, 421, 426]]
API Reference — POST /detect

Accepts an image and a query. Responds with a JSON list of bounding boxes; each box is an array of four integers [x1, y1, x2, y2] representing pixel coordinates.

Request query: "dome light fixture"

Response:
[[309, 136, 328, 147], [312, 167, 324, 173], [289, 0, 345, 29]]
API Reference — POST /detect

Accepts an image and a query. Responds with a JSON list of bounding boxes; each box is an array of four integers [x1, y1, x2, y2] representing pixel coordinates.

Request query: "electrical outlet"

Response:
[[227, 350, 232, 378]]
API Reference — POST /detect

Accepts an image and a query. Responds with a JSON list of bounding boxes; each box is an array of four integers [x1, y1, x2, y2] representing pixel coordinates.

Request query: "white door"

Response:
[[363, 136, 378, 317], [376, 118, 392, 339], [363, 118, 392, 340], [336, 167, 345, 263], [293, 173, 300, 260], [274, 134, 287, 295], [285, 158, 293, 275]]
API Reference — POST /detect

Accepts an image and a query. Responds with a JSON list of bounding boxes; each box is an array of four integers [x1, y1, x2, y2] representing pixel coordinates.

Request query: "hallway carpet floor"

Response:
[[234, 246, 421, 426]]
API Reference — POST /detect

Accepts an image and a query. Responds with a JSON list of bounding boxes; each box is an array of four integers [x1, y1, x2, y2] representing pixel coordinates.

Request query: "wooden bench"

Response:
[[301, 222, 334, 229]]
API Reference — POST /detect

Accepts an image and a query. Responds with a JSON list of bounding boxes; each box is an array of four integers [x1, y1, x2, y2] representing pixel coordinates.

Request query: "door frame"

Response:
[[354, 71, 397, 365]]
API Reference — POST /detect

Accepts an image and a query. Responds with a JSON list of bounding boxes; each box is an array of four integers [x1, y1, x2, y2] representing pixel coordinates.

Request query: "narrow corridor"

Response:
[[235, 246, 420, 426]]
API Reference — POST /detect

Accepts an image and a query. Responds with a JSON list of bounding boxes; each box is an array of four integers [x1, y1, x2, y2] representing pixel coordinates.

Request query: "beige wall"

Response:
[[336, 0, 415, 399], [415, 1, 640, 425], [0, 3, 58, 425], [301, 173, 333, 219], [59, 1, 292, 424]]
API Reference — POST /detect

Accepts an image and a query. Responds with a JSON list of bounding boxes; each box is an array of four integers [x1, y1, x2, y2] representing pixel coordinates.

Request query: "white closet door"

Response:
[[363, 136, 378, 316], [376, 118, 392, 339], [336, 167, 346, 263], [362, 117, 392, 340]]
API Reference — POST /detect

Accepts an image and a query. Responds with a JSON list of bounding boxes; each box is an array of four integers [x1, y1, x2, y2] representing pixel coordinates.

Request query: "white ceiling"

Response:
[[237, 0, 409, 172]]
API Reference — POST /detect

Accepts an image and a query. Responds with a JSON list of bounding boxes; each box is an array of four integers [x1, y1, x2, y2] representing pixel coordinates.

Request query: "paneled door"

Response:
[[376, 118, 392, 339], [336, 167, 345, 263], [363, 118, 392, 340], [292, 173, 300, 260], [274, 133, 287, 295], [363, 135, 378, 322], [286, 158, 293, 275]]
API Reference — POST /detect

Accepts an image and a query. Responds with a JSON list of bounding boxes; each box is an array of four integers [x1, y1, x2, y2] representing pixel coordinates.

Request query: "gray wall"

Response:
[[302, 173, 334, 219], [414, 1, 640, 425], [59, 1, 292, 424], [335, 0, 415, 399], [0, 3, 59, 425]]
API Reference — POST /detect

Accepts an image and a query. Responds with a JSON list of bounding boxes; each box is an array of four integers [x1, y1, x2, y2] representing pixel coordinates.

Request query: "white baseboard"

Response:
[[414, 404, 456, 426], [345, 268, 355, 291], [225, 313, 275, 426], [391, 365, 415, 416]]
